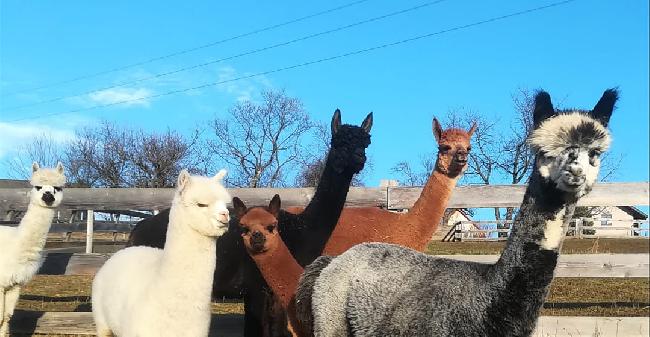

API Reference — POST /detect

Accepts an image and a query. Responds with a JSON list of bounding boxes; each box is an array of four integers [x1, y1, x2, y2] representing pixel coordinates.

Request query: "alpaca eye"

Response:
[[197, 203, 208, 208], [439, 145, 451, 152], [240, 227, 250, 234], [266, 225, 275, 233], [35, 186, 42, 191], [467, 146, 472, 152], [54, 186, 63, 192], [589, 149, 601, 158]]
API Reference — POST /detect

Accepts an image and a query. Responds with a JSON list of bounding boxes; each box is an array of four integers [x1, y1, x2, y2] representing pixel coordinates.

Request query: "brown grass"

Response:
[[17, 275, 649, 318], [425, 238, 650, 255], [13, 238, 648, 335]]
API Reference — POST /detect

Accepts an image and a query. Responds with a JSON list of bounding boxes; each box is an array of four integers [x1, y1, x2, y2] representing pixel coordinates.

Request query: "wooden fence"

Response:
[[2, 182, 647, 252], [9, 310, 650, 336], [1, 183, 649, 336], [1, 182, 647, 211], [449, 219, 650, 242], [35, 253, 650, 278]]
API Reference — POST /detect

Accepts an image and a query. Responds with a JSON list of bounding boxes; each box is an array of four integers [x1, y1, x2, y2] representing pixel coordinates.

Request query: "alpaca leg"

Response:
[[244, 289, 266, 337], [0, 289, 5, 337], [1, 286, 20, 337], [96, 327, 114, 337]]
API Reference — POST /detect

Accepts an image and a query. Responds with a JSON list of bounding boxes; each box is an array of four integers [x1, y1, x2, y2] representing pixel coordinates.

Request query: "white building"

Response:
[[578, 206, 648, 238]]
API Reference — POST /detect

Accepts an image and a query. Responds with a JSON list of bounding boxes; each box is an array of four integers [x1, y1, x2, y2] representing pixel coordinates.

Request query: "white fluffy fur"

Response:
[[528, 113, 610, 157], [0, 162, 65, 336], [540, 208, 566, 250], [531, 113, 610, 196], [91, 169, 230, 337]]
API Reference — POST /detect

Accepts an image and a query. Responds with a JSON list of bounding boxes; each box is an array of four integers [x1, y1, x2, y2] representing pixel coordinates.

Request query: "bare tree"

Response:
[[65, 122, 133, 187], [5, 120, 209, 189], [208, 90, 316, 187], [4, 134, 67, 180], [496, 89, 536, 220], [130, 129, 209, 187], [391, 153, 435, 187]]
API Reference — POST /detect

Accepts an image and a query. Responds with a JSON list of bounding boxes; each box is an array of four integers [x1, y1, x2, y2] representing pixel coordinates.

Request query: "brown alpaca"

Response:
[[322, 118, 476, 254], [234, 195, 306, 337]]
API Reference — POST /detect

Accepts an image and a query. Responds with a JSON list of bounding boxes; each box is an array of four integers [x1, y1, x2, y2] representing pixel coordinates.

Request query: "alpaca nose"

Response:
[[569, 165, 583, 176], [455, 152, 468, 163], [217, 210, 230, 222], [42, 192, 55, 205], [251, 231, 265, 245]]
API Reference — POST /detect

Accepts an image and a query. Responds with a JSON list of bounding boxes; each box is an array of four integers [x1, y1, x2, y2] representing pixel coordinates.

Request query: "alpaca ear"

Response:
[[214, 169, 227, 181], [56, 162, 65, 174], [268, 194, 281, 218], [467, 121, 477, 137], [591, 88, 618, 127], [361, 112, 373, 133], [32, 162, 40, 173], [533, 90, 555, 128], [331, 109, 342, 136], [177, 170, 191, 192], [432, 118, 443, 143], [232, 197, 247, 219]]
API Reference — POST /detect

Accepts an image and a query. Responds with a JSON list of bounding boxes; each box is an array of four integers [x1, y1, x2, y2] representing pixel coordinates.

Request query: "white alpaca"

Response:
[[0, 162, 66, 337], [92, 169, 231, 337]]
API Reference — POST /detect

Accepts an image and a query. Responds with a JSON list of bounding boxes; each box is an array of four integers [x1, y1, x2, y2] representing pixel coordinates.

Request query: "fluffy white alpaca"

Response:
[[92, 169, 231, 337], [0, 162, 66, 337]]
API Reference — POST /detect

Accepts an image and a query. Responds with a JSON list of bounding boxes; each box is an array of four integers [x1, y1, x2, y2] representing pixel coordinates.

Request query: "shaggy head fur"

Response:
[[433, 118, 477, 178], [329, 109, 372, 174], [234, 195, 281, 255], [29, 162, 65, 208], [528, 89, 616, 198], [174, 169, 231, 237]]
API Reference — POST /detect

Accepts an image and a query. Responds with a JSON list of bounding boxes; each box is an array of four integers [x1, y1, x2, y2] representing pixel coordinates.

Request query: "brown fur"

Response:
[[242, 119, 474, 336], [323, 120, 475, 255], [235, 196, 307, 337]]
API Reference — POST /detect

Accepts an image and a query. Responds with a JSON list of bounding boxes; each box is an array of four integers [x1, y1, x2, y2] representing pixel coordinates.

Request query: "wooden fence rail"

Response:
[[2, 182, 647, 252], [1, 182, 648, 211], [37, 253, 650, 278], [9, 313, 648, 337], [453, 219, 650, 241]]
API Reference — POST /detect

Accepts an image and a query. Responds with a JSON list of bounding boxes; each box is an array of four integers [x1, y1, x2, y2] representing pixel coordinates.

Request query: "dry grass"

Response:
[[13, 238, 648, 335], [17, 276, 649, 318], [543, 278, 650, 317], [17, 275, 243, 314], [425, 238, 650, 255]]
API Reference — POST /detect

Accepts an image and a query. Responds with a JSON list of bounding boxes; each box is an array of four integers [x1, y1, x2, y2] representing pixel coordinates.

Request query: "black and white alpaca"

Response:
[[127, 109, 372, 337], [295, 89, 617, 337]]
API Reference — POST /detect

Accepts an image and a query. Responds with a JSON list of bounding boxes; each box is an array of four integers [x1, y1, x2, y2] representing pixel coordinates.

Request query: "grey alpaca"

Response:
[[295, 89, 618, 337]]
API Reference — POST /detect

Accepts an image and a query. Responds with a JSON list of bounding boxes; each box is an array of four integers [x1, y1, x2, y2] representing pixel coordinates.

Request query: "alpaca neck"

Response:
[[157, 203, 217, 301], [16, 202, 55, 254], [403, 168, 458, 249], [487, 167, 577, 328], [301, 152, 355, 224], [252, 242, 303, 310]]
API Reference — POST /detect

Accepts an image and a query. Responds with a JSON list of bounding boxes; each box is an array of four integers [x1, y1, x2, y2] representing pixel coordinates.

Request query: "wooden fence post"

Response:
[[86, 210, 94, 254]]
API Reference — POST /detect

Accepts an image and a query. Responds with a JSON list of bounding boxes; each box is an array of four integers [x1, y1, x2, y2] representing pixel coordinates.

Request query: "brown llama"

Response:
[[234, 195, 307, 337], [321, 117, 476, 254]]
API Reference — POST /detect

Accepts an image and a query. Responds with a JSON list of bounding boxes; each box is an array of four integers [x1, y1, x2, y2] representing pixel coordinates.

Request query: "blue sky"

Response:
[[1, 0, 648, 191]]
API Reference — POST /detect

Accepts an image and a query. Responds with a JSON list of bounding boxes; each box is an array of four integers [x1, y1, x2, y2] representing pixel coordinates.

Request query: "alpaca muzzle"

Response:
[[454, 152, 468, 164], [250, 231, 266, 252], [41, 192, 55, 206]]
